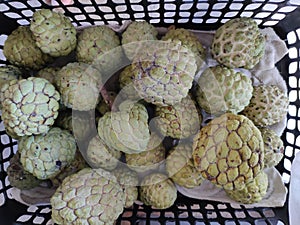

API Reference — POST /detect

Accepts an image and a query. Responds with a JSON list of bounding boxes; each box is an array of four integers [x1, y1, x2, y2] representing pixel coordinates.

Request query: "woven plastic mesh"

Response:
[[0, 0, 300, 224]]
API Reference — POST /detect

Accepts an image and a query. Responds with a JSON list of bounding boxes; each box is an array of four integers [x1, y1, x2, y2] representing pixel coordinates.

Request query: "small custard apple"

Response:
[[193, 113, 264, 191], [162, 27, 206, 71], [211, 17, 265, 69], [96, 91, 117, 116], [260, 128, 284, 168], [7, 152, 42, 190], [195, 65, 253, 116], [225, 171, 268, 204], [1, 77, 60, 137], [3, 26, 53, 70], [131, 40, 197, 106], [19, 127, 77, 180], [139, 173, 177, 209], [166, 143, 203, 189], [125, 132, 165, 173], [118, 65, 140, 101], [122, 21, 158, 60], [241, 85, 289, 127], [30, 9, 77, 57], [56, 62, 101, 111], [97, 101, 150, 154], [154, 94, 202, 139], [36, 67, 60, 85], [86, 135, 122, 171], [51, 168, 125, 225]]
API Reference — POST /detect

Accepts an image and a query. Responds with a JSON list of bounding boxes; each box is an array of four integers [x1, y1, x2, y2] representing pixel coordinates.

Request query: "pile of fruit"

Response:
[[0, 9, 289, 225]]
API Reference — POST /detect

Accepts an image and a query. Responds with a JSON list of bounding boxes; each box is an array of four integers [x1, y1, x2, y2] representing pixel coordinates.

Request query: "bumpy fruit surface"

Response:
[[140, 173, 177, 209], [1, 77, 60, 136], [131, 41, 197, 106], [211, 17, 265, 69], [51, 168, 125, 225], [7, 152, 42, 190], [3, 26, 52, 70], [195, 65, 253, 116], [118, 65, 140, 101], [36, 67, 60, 85], [225, 171, 268, 204], [30, 9, 77, 57], [260, 128, 284, 168], [193, 113, 264, 190], [242, 85, 289, 127], [166, 143, 203, 188], [19, 127, 77, 180]]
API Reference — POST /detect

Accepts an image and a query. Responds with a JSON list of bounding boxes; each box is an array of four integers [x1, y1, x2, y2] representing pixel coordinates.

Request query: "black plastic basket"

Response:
[[0, 0, 300, 224]]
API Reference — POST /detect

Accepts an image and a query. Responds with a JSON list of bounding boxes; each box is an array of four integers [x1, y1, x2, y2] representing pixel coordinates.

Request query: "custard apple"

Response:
[[3, 26, 53, 70], [30, 9, 77, 57], [140, 173, 177, 209], [19, 127, 77, 180], [1, 77, 60, 136], [96, 91, 116, 116], [192, 113, 264, 190], [118, 65, 140, 101], [36, 67, 60, 85], [211, 17, 265, 69], [242, 85, 289, 127], [195, 65, 253, 116], [51, 168, 125, 225]]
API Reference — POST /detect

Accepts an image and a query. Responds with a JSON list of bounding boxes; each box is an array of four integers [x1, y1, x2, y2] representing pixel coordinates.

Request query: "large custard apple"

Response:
[[19, 127, 77, 180], [30, 9, 77, 57], [1, 77, 60, 136], [3, 26, 53, 70], [192, 113, 264, 191], [241, 85, 289, 127], [51, 168, 125, 225], [195, 65, 253, 116], [211, 17, 265, 69]]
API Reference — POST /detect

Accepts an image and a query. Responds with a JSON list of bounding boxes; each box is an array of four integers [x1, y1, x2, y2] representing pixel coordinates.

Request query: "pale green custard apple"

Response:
[[118, 65, 140, 101], [36, 67, 60, 85]]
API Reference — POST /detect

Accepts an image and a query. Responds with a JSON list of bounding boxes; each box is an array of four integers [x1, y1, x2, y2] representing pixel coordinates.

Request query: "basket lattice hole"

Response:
[[248, 210, 262, 218], [150, 211, 160, 218], [192, 211, 203, 219], [288, 62, 297, 74], [178, 211, 189, 218], [220, 211, 233, 218], [206, 211, 217, 219], [262, 209, 276, 218], [287, 118, 296, 130], [122, 210, 133, 218], [164, 211, 174, 219], [235, 210, 246, 218]]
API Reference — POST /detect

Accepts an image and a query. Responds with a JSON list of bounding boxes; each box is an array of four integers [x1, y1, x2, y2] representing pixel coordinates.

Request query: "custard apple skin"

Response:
[[260, 128, 284, 168], [225, 171, 268, 204], [19, 127, 77, 180], [7, 152, 42, 190], [36, 67, 60, 86], [195, 65, 253, 116], [122, 21, 158, 60], [56, 62, 101, 111], [131, 41, 197, 106], [162, 27, 206, 71], [1, 77, 60, 137], [3, 26, 52, 70], [86, 135, 121, 171], [192, 113, 264, 191], [166, 143, 203, 189], [242, 85, 289, 127], [118, 65, 140, 101], [211, 17, 265, 69], [140, 173, 177, 209], [30, 9, 77, 57], [51, 168, 125, 225]]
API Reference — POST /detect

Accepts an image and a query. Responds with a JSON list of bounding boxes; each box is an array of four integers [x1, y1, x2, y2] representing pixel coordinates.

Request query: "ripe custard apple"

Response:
[[131, 40, 197, 106], [225, 171, 268, 204], [122, 21, 158, 60], [7, 152, 42, 190], [51, 168, 125, 225], [241, 85, 289, 127], [154, 94, 202, 139], [118, 65, 140, 101], [86, 135, 122, 171], [56, 62, 101, 111], [211, 17, 265, 69], [19, 127, 77, 180], [1, 77, 60, 137], [125, 132, 165, 173], [192, 113, 264, 191], [140, 173, 177, 209], [3, 26, 53, 70], [36, 67, 60, 86], [97, 101, 150, 154], [260, 128, 284, 168], [162, 27, 206, 71], [166, 143, 203, 189], [30, 9, 77, 57], [195, 65, 253, 116]]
